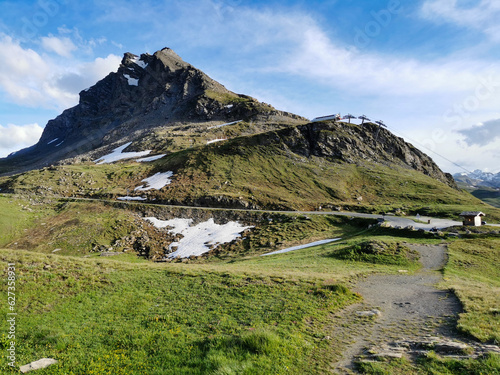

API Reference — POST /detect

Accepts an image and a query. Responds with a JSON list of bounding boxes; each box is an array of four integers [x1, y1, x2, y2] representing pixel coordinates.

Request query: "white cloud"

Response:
[[0, 123, 43, 157], [0, 34, 121, 110], [458, 119, 500, 146], [187, 6, 500, 173], [268, 14, 499, 100], [146, 4, 499, 104], [41, 36, 77, 57], [0, 1, 498, 171], [420, 0, 500, 42]]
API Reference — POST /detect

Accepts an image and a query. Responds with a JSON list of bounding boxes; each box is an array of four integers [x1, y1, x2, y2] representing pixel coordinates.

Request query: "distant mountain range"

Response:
[[454, 170, 500, 189]]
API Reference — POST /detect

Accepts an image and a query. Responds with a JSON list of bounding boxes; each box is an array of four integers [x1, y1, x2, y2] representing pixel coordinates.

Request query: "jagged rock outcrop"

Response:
[[0, 47, 305, 175], [275, 121, 457, 188]]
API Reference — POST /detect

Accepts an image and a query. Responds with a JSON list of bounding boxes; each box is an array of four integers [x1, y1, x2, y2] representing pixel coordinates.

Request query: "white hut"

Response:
[[459, 212, 485, 226]]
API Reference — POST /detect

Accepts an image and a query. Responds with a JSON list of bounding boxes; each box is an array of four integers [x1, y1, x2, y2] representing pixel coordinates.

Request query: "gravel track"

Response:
[[331, 244, 464, 373]]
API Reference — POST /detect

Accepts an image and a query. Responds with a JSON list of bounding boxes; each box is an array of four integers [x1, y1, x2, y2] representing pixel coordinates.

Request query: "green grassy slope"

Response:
[[470, 188, 500, 208], [0, 196, 51, 247], [442, 237, 500, 342], [0, 249, 358, 374], [1, 232, 499, 374], [0, 195, 498, 373], [0, 196, 143, 256]]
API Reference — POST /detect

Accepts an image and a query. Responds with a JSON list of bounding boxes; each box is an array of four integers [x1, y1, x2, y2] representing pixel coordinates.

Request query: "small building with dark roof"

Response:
[[459, 211, 485, 226]]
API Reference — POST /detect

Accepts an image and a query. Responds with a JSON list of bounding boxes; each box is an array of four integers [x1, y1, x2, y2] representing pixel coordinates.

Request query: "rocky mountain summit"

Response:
[[0, 47, 304, 175], [0, 47, 458, 203], [278, 121, 456, 188]]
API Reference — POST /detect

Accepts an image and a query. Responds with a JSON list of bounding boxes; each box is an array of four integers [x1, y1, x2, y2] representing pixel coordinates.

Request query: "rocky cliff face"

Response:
[[272, 121, 457, 188], [0, 48, 305, 174]]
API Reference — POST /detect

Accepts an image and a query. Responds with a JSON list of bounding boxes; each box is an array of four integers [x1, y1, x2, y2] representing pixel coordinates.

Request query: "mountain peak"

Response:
[[155, 47, 186, 64], [0, 48, 305, 175]]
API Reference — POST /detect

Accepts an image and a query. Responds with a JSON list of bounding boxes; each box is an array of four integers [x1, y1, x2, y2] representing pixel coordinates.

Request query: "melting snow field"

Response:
[[135, 171, 174, 191], [123, 74, 139, 86], [132, 56, 148, 69], [207, 120, 242, 130], [146, 217, 253, 258], [94, 142, 151, 164], [261, 238, 341, 256], [136, 154, 166, 162], [117, 196, 147, 201], [207, 138, 227, 144]]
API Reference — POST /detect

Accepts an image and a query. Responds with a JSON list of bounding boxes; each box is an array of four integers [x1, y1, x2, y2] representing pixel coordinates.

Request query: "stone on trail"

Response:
[[356, 309, 381, 317], [20, 358, 58, 373], [435, 341, 470, 354], [373, 351, 404, 359]]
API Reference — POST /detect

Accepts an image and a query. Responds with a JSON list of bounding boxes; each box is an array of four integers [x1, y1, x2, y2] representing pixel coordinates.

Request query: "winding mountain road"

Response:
[[7, 192, 497, 230]]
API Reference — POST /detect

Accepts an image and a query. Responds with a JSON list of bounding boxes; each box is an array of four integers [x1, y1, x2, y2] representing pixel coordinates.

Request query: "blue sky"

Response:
[[0, 0, 499, 174]]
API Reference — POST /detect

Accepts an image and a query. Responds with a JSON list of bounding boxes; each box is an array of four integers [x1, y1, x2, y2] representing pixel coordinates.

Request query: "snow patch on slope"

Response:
[[117, 196, 147, 201], [132, 56, 148, 69], [207, 138, 227, 144], [134, 171, 174, 191], [146, 217, 253, 258], [123, 74, 139, 86], [207, 120, 242, 129], [136, 154, 166, 162], [94, 142, 151, 164]]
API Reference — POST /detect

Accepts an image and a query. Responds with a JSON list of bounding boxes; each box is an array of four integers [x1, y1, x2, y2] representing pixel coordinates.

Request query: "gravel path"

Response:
[[331, 244, 464, 373]]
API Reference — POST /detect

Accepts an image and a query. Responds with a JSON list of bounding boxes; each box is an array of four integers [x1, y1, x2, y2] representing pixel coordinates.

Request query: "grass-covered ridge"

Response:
[[357, 353, 500, 375], [469, 188, 500, 208], [330, 239, 419, 267], [149, 129, 498, 218], [441, 237, 500, 342]]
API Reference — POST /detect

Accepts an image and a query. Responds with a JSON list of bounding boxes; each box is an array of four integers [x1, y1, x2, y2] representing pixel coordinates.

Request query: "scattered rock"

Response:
[[373, 351, 404, 359], [99, 252, 123, 257], [435, 341, 470, 354], [20, 358, 58, 373], [358, 338, 498, 365], [482, 345, 500, 354], [362, 344, 408, 361], [356, 309, 381, 317]]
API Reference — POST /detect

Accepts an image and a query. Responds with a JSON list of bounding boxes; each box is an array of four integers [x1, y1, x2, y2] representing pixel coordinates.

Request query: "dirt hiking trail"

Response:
[[331, 244, 473, 373]]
